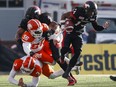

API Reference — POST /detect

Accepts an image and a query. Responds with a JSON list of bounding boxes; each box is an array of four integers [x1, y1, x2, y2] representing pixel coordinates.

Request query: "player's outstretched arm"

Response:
[[92, 20, 110, 31], [8, 69, 19, 85]]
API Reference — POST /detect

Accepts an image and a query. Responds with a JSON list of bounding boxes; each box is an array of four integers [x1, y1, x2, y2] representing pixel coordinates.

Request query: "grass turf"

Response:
[[0, 75, 116, 87]]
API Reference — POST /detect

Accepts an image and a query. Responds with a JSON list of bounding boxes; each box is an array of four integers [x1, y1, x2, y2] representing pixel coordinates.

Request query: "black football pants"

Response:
[[49, 40, 68, 71], [61, 32, 83, 68]]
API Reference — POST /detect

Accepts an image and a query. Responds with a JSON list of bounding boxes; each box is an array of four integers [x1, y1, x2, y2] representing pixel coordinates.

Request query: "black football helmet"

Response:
[[25, 6, 41, 19], [84, 1, 97, 17]]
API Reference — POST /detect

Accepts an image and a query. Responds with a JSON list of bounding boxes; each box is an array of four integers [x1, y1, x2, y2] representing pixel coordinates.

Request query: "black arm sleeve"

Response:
[[92, 21, 104, 31], [19, 19, 29, 30], [42, 30, 54, 40], [39, 13, 52, 25]]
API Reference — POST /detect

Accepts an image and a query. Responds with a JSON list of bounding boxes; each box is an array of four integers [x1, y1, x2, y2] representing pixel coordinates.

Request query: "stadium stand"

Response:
[[0, 41, 21, 72]]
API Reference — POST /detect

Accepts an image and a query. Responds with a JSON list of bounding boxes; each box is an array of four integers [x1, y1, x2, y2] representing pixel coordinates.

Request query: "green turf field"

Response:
[[0, 75, 116, 87]]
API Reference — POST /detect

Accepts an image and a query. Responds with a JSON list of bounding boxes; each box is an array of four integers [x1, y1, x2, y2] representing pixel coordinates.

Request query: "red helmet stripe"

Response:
[[28, 57, 32, 68], [31, 19, 41, 29], [23, 57, 35, 69]]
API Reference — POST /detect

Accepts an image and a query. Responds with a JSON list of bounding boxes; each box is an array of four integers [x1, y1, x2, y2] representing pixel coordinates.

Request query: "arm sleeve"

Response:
[[19, 19, 28, 30], [26, 77, 39, 87], [39, 13, 52, 25], [8, 69, 19, 85], [22, 42, 31, 55], [92, 21, 104, 31], [60, 12, 74, 30]]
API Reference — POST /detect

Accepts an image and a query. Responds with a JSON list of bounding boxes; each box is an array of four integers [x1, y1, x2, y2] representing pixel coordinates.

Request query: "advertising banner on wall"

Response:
[[53, 44, 116, 74], [79, 44, 116, 74]]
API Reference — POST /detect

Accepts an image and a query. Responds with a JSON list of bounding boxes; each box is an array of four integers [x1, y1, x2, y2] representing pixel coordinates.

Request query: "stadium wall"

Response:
[[0, 9, 24, 41]]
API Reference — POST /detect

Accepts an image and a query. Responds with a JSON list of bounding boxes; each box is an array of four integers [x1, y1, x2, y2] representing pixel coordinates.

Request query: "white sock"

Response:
[[49, 69, 64, 79]]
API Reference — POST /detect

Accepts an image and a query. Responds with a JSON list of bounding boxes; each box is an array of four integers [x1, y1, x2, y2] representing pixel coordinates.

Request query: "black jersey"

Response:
[[71, 7, 104, 34], [39, 13, 52, 25], [19, 13, 52, 31]]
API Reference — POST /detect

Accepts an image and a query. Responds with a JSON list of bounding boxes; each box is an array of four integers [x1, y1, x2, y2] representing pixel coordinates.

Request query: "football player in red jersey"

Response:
[[8, 56, 64, 87], [8, 56, 42, 87], [22, 19, 56, 65]]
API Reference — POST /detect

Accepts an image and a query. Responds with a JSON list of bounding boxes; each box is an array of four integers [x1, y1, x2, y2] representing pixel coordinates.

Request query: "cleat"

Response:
[[74, 62, 83, 75], [76, 61, 83, 66], [70, 74, 77, 83], [75, 66, 81, 75], [67, 76, 75, 86], [110, 76, 116, 81], [73, 77, 77, 83]]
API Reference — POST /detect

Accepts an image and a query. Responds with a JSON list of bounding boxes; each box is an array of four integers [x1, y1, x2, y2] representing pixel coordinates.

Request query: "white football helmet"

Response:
[[27, 19, 43, 38], [21, 57, 36, 74]]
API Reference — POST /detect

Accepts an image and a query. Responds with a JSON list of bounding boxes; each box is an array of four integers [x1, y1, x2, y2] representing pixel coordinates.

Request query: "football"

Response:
[[65, 19, 74, 32]]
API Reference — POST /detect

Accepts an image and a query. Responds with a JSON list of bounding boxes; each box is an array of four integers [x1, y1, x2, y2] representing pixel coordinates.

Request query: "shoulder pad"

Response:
[[13, 59, 23, 71], [22, 31, 34, 42], [72, 7, 85, 20]]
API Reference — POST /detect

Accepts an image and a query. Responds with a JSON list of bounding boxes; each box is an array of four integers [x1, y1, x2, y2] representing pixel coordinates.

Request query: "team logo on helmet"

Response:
[[84, 4, 90, 8]]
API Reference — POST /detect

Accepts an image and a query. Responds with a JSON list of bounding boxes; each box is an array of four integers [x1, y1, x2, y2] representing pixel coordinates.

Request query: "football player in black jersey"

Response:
[[60, 1, 110, 79], [15, 6, 77, 86]]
